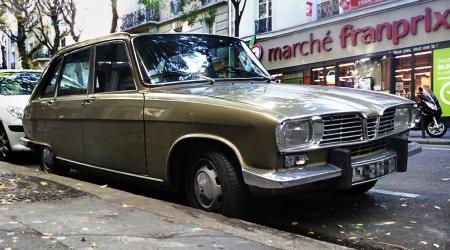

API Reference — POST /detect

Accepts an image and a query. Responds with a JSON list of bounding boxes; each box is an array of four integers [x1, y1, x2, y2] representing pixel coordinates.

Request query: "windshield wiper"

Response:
[[197, 75, 216, 85], [220, 66, 274, 82]]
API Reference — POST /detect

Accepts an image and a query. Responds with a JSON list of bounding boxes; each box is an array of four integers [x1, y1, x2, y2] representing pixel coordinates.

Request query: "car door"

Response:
[[47, 47, 92, 162], [81, 41, 147, 174], [24, 57, 62, 144]]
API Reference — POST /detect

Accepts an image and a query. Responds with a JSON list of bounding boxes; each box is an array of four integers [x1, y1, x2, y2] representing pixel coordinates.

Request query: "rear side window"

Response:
[[94, 42, 135, 93], [58, 48, 90, 97], [40, 58, 62, 98]]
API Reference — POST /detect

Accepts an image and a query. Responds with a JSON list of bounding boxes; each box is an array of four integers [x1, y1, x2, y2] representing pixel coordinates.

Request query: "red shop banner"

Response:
[[341, 0, 384, 11]]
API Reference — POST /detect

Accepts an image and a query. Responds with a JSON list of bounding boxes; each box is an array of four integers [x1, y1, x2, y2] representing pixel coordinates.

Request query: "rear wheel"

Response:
[[343, 181, 377, 194], [40, 147, 69, 174], [0, 125, 12, 161], [426, 120, 447, 138], [185, 150, 249, 218]]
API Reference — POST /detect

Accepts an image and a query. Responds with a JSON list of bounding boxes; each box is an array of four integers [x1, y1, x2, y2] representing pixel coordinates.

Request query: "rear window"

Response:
[[0, 71, 41, 95]]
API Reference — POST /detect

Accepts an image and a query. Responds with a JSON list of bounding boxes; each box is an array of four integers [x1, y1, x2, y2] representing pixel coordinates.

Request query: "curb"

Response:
[[408, 137, 450, 145], [0, 162, 349, 250]]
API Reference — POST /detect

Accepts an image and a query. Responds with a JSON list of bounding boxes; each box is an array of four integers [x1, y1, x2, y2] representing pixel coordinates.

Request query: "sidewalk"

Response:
[[408, 130, 450, 145], [0, 162, 347, 250]]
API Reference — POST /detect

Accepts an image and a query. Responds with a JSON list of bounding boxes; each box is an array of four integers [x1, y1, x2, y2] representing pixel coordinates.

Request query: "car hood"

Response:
[[0, 95, 30, 110], [161, 83, 414, 118]]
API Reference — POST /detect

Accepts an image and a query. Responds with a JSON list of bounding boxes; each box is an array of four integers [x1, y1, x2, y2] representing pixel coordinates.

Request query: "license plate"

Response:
[[352, 156, 396, 183]]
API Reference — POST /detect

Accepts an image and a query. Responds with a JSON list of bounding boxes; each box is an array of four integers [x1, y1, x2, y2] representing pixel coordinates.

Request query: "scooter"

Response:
[[412, 87, 447, 138]]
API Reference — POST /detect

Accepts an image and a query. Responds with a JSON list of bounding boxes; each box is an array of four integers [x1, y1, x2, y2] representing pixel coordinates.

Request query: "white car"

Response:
[[0, 70, 41, 161]]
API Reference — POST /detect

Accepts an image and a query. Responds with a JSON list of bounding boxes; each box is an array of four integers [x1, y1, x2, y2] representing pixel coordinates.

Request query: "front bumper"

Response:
[[243, 140, 421, 190], [3, 121, 29, 152]]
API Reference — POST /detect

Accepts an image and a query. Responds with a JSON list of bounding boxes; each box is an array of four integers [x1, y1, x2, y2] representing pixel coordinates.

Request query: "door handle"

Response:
[[46, 98, 56, 106], [81, 96, 96, 106]]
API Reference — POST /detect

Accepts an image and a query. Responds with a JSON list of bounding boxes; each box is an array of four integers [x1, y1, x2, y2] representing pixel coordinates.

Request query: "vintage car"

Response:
[[0, 70, 41, 161], [21, 33, 421, 218]]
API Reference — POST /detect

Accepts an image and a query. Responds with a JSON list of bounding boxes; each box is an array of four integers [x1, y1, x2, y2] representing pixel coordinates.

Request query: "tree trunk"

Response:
[[51, 14, 60, 55], [234, 14, 240, 37], [110, 0, 118, 33], [16, 18, 31, 69]]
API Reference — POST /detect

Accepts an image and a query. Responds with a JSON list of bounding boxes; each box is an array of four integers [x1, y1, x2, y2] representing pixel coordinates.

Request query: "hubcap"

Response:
[[428, 121, 445, 135], [0, 131, 10, 159], [193, 160, 223, 210]]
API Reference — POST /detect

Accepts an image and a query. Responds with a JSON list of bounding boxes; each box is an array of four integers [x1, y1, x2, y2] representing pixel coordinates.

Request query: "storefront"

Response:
[[253, 0, 450, 117]]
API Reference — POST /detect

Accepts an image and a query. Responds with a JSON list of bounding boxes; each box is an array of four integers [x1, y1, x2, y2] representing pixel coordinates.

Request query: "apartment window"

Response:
[[170, 0, 182, 16], [256, 0, 272, 34], [203, 21, 215, 34]]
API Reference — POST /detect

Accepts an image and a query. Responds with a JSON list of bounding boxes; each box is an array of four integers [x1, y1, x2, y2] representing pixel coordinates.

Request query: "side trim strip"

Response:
[[56, 157, 164, 183]]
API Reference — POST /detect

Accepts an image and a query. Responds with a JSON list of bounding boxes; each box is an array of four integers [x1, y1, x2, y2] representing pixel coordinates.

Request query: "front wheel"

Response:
[[426, 119, 447, 138], [0, 126, 11, 161], [185, 150, 249, 218], [40, 147, 69, 174]]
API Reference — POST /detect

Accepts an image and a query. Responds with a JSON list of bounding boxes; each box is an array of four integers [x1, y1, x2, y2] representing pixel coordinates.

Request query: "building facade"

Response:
[[238, 0, 450, 118], [0, 31, 18, 69], [120, 0, 229, 36]]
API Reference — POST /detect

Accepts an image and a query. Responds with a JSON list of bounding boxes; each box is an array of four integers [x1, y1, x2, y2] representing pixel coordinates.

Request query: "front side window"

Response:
[[40, 58, 62, 98], [94, 42, 135, 93], [0, 71, 41, 96], [58, 48, 90, 97], [133, 35, 270, 84]]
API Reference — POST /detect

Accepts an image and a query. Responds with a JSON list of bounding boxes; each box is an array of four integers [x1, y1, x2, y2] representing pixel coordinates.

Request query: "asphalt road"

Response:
[[250, 144, 450, 250], [9, 144, 450, 250]]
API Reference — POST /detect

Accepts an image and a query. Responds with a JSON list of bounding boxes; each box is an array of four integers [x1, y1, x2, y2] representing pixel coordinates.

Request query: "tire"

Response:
[[185, 149, 249, 218], [426, 120, 447, 138], [0, 125, 12, 161], [40, 147, 69, 174], [343, 181, 377, 194]]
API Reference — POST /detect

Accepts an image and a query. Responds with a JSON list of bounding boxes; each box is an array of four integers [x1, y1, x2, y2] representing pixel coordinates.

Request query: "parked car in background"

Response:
[[0, 70, 41, 161], [22, 33, 421, 218]]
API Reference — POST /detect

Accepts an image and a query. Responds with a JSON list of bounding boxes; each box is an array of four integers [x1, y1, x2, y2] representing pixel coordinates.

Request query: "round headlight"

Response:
[[393, 107, 411, 131], [276, 120, 312, 151]]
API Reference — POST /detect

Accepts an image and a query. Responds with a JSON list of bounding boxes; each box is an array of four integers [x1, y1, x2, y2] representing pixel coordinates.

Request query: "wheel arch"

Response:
[[167, 134, 245, 189]]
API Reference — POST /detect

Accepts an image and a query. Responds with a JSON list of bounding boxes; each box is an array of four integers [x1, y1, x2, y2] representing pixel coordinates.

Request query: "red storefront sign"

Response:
[[306, 1, 313, 16], [350, 0, 384, 10], [266, 7, 449, 63]]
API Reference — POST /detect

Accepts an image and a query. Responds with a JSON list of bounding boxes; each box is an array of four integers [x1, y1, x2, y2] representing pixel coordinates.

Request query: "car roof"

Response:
[[54, 32, 241, 58]]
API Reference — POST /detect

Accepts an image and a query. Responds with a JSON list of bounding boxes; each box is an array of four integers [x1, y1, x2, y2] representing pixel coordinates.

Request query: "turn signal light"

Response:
[[284, 154, 309, 168]]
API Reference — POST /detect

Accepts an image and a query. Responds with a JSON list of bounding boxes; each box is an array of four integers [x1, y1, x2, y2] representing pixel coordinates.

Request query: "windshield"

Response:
[[133, 34, 271, 84], [0, 71, 41, 95]]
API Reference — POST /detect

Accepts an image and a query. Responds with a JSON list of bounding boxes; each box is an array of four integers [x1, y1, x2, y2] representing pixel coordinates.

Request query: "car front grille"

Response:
[[366, 117, 378, 140], [319, 108, 399, 146], [345, 138, 387, 157], [320, 113, 364, 145], [378, 108, 396, 136]]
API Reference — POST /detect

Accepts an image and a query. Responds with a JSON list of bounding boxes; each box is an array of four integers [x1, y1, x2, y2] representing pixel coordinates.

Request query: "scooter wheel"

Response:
[[426, 120, 447, 138]]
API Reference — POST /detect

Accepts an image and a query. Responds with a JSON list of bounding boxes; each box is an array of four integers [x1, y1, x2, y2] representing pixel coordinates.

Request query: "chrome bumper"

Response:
[[243, 142, 422, 190]]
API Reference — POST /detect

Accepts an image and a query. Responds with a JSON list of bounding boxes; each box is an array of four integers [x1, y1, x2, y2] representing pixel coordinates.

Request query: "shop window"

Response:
[[325, 66, 335, 86], [312, 66, 335, 86], [414, 51, 432, 96], [303, 70, 311, 85], [312, 67, 325, 85], [281, 72, 298, 84], [338, 62, 355, 88], [395, 54, 412, 98], [337, 57, 388, 91]]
